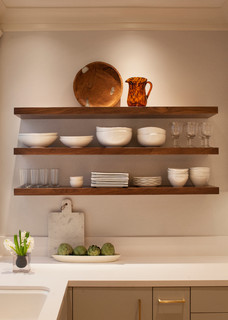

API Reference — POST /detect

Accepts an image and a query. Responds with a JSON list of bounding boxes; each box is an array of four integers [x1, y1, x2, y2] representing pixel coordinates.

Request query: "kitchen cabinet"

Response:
[[14, 106, 219, 196], [72, 287, 152, 320], [68, 286, 228, 320], [153, 288, 190, 320], [57, 288, 73, 320], [191, 287, 228, 320]]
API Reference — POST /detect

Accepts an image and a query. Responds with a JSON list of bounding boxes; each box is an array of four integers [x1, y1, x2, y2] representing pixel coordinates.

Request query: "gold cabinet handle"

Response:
[[138, 299, 141, 320], [158, 298, 186, 304]]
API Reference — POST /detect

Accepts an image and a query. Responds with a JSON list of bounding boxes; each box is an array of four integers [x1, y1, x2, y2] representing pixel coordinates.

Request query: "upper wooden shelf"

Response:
[[14, 147, 219, 155], [14, 106, 218, 119]]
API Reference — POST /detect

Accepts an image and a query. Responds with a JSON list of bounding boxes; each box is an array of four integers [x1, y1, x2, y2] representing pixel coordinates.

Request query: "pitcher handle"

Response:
[[146, 81, 153, 99]]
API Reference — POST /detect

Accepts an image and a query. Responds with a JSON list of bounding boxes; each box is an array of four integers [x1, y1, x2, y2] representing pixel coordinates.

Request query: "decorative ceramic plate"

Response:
[[52, 254, 120, 263], [73, 61, 123, 107]]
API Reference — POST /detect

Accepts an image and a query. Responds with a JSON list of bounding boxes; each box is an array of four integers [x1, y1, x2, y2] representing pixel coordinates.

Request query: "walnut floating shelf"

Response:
[[14, 147, 219, 155], [14, 106, 218, 119], [14, 186, 219, 196]]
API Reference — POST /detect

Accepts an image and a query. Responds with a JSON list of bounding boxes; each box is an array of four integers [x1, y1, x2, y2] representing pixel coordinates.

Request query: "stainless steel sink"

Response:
[[0, 286, 49, 320]]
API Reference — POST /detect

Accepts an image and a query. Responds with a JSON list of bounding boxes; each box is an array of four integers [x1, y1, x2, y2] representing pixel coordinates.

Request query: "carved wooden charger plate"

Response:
[[73, 61, 123, 107]]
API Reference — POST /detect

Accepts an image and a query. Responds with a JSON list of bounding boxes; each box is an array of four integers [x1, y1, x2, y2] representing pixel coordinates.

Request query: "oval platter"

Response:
[[52, 254, 120, 263], [73, 61, 123, 107]]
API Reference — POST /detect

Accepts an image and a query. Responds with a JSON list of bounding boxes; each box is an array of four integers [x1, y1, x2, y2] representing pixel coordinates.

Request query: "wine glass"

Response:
[[184, 121, 197, 147], [170, 121, 182, 147], [199, 122, 213, 147]]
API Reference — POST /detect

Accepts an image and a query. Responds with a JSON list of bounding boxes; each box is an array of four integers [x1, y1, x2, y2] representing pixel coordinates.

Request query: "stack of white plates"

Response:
[[133, 176, 162, 187], [91, 172, 129, 187]]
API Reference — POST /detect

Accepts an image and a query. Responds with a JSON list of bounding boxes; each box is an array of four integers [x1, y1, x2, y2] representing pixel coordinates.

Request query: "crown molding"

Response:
[[0, 6, 228, 31]]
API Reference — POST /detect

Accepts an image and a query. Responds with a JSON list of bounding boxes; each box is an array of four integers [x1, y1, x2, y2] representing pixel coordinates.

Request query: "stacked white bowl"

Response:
[[137, 127, 166, 147], [70, 176, 83, 187], [168, 168, 189, 187], [96, 127, 132, 147], [60, 136, 93, 148], [190, 167, 210, 186], [19, 133, 58, 148]]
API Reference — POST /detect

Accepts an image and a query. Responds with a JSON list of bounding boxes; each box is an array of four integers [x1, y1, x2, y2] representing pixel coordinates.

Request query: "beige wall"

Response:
[[0, 31, 228, 238]]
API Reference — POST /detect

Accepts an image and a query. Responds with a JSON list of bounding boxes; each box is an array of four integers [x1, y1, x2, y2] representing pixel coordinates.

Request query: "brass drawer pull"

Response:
[[158, 298, 186, 304]]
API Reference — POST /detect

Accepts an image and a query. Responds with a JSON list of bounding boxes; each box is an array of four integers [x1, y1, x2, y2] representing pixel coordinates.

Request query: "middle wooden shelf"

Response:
[[14, 147, 219, 155]]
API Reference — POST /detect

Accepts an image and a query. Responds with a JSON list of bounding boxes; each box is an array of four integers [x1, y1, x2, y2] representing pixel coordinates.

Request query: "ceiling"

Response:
[[0, 0, 228, 32]]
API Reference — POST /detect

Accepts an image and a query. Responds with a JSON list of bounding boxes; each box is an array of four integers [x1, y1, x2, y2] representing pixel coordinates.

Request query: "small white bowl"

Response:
[[137, 127, 166, 135], [60, 136, 93, 148], [96, 129, 132, 147], [137, 133, 166, 147], [70, 176, 83, 187], [168, 168, 189, 173], [168, 174, 188, 187], [96, 127, 132, 132], [19, 133, 58, 148], [190, 172, 210, 187]]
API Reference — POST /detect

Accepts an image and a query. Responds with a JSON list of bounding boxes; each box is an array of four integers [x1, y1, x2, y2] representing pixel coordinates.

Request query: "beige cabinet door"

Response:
[[191, 313, 228, 320], [73, 287, 152, 320], [153, 288, 190, 320]]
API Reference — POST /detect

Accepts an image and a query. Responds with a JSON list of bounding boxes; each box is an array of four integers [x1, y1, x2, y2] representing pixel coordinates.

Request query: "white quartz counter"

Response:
[[1, 255, 228, 320]]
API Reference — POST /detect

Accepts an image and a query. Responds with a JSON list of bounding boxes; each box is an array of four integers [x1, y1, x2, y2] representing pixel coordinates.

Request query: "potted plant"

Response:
[[4, 230, 34, 272]]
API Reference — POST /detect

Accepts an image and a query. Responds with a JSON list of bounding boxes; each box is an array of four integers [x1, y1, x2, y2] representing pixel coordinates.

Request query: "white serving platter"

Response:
[[52, 254, 120, 263]]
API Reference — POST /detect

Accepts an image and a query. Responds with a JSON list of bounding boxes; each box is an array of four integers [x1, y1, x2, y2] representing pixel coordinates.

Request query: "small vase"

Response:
[[13, 254, 31, 273]]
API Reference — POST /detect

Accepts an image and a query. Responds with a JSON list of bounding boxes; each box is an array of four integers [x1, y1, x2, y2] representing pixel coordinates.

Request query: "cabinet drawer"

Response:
[[191, 287, 228, 313], [73, 287, 152, 320], [191, 313, 228, 320], [153, 287, 190, 320]]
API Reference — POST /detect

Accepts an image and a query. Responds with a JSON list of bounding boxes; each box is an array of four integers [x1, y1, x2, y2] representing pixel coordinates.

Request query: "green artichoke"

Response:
[[57, 243, 73, 255], [101, 243, 115, 255], [73, 245, 87, 256], [87, 245, 101, 256]]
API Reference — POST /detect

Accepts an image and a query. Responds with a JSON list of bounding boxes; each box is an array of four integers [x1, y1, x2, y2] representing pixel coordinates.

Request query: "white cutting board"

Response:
[[48, 199, 84, 256]]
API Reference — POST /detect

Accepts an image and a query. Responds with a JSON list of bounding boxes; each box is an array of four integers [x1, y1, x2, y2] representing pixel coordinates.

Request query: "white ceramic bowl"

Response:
[[96, 128, 132, 147], [190, 167, 210, 172], [190, 174, 209, 187], [60, 136, 93, 148], [70, 176, 83, 187], [137, 133, 166, 147], [168, 168, 189, 173], [137, 127, 166, 135], [168, 173, 188, 187], [96, 127, 132, 132], [19, 133, 58, 148]]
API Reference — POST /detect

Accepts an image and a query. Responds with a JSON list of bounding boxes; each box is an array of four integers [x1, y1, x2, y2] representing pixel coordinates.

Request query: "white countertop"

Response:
[[1, 255, 228, 320]]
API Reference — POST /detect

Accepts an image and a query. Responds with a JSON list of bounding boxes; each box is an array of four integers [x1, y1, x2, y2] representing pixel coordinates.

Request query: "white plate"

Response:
[[52, 254, 120, 263]]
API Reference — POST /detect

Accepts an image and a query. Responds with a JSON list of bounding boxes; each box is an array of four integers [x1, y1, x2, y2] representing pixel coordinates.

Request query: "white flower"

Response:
[[3, 239, 16, 255], [26, 237, 34, 253]]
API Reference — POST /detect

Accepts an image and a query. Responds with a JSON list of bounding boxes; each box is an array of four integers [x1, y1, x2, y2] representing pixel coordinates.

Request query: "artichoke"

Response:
[[73, 245, 87, 256], [57, 243, 73, 255], [87, 245, 101, 256], [101, 242, 115, 255]]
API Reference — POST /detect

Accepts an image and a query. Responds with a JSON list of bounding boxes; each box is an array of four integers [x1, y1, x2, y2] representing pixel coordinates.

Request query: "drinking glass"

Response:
[[30, 169, 39, 187], [19, 169, 30, 188], [39, 168, 49, 187], [199, 122, 213, 147], [170, 122, 182, 147], [184, 122, 197, 147], [50, 168, 59, 187]]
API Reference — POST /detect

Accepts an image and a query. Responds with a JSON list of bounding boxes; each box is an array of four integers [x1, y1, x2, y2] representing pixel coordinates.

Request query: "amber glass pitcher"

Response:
[[126, 77, 153, 107]]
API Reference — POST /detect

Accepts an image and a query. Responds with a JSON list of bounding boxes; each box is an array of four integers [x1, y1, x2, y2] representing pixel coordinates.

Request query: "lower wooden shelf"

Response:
[[14, 147, 219, 155], [14, 186, 219, 196]]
